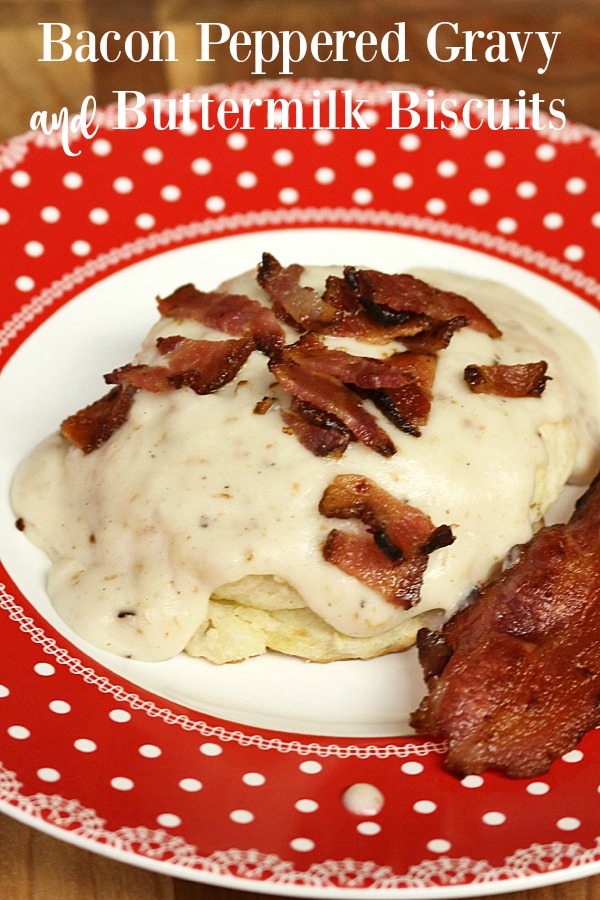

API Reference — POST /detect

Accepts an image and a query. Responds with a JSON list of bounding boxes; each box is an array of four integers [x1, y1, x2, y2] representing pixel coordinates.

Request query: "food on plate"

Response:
[[11, 257, 600, 664], [411, 470, 600, 779]]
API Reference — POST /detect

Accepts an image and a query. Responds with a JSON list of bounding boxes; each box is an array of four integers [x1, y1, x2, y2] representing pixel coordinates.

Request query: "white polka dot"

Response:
[[426, 198, 446, 216], [34, 663, 55, 677], [313, 130, 334, 146], [242, 772, 265, 786], [135, 213, 156, 230], [230, 809, 254, 824], [356, 149, 376, 167], [591, 211, 600, 229], [37, 768, 60, 783], [497, 217, 518, 234], [469, 188, 490, 206], [393, 172, 413, 190], [562, 749, 584, 763], [139, 744, 161, 758], [362, 109, 379, 126], [290, 837, 315, 852], [414, 800, 437, 814], [0, 208, 10, 224], [299, 761, 322, 774], [179, 119, 198, 135], [427, 839, 451, 853], [227, 133, 247, 150], [0, 685, 9, 698], [40, 206, 61, 223], [113, 176, 134, 194], [482, 811, 506, 826], [71, 240, 91, 256], [485, 150, 505, 168], [24, 240, 44, 257], [449, 123, 469, 139], [8, 725, 29, 740], [557, 817, 581, 831], [111, 777, 134, 791], [516, 181, 538, 199], [357, 821, 381, 835], [543, 212, 564, 230], [206, 195, 226, 213], [200, 742, 222, 756], [179, 778, 202, 792], [157, 813, 181, 828], [237, 171, 257, 189], [401, 762, 424, 775], [191, 157, 212, 175], [437, 159, 458, 178], [16, 276, 35, 292], [565, 176, 587, 195], [143, 147, 163, 165], [11, 170, 31, 188], [461, 775, 484, 788], [315, 167, 335, 185], [353, 188, 373, 206], [342, 784, 384, 816], [564, 244, 584, 262], [89, 207, 109, 225], [527, 782, 550, 796], [92, 138, 112, 157], [279, 187, 299, 205], [63, 172, 83, 190], [536, 143, 557, 161], [273, 148, 294, 166], [295, 799, 318, 813], [74, 739, 96, 753], [109, 709, 131, 723], [160, 184, 181, 202], [49, 700, 71, 715], [400, 134, 421, 151]]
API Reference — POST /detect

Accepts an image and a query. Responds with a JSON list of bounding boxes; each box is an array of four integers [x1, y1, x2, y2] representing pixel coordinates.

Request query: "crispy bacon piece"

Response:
[[464, 361, 549, 397], [401, 316, 469, 352], [157, 283, 284, 355], [105, 336, 253, 395], [361, 352, 438, 437], [320, 475, 454, 609], [257, 253, 338, 330], [411, 472, 600, 778], [324, 531, 428, 609], [281, 399, 352, 457], [318, 275, 433, 343], [344, 268, 502, 338], [269, 359, 396, 457], [61, 385, 136, 454]]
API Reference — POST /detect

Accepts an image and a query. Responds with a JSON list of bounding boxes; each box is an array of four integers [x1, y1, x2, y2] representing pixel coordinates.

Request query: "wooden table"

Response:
[[1, 2, 599, 898]]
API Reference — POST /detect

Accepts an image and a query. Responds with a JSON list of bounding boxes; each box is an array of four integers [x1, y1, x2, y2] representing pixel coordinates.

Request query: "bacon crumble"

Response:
[[61, 385, 137, 454], [464, 361, 549, 397]]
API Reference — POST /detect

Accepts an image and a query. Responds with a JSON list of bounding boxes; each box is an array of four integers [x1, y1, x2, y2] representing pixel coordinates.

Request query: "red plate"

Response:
[[2, 80, 600, 897]]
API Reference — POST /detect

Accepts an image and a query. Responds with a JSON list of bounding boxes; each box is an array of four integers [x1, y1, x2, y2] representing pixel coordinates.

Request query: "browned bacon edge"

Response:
[[257, 252, 338, 330], [464, 361, 549, 397], [61, 385, 137, 454], [411, 472, 600, 779], [319, 475, 454, 608]]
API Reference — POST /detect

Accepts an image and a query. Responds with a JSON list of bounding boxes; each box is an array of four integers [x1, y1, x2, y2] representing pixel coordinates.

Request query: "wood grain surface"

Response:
[[1, 2, 600, 899]]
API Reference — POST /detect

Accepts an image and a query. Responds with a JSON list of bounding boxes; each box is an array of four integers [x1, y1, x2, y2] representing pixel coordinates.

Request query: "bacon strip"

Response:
[[61, 385, 136, 454], [464, 361, 549, 397], [158, 283, 284, 355], [270, 360, 395, 457], [105, 336, 253, 395], [319, 474, 454, 559], [361, 352, 438, 437], [324, 530, 428, 609], [281, 399, 352, 458], [344, 268, 502, 338], [411, 472, 600, 778], [401, 316, 469, 352], [257, 253, 338, 330], [319, 475, 454, 609]]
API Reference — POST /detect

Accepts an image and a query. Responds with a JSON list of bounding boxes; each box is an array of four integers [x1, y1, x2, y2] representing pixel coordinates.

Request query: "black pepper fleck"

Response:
[[15, 517, 25, 531]]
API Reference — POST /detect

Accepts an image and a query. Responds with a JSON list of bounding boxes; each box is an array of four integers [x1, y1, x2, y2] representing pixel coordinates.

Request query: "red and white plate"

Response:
[[2, 81, 600, 897]]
